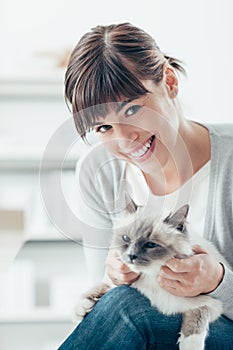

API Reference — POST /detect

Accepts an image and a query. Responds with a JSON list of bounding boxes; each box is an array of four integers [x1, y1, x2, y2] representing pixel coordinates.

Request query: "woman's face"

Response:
[[92, 79, 181, 175]]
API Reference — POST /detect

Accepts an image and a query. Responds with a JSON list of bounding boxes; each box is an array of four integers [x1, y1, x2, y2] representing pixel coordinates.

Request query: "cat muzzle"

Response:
[[128, 254, 138, 262]]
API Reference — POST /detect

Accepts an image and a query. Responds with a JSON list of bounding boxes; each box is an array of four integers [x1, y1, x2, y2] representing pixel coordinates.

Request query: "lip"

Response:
[[128, 135, 156, 163], [128, 135, 153, 154]]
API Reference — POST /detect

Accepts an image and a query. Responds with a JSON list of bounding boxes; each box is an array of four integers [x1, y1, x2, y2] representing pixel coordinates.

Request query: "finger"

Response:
[[192, 244, 208, 255], [129, 274, 141, 283], [107, 254, 130, 272], [159, 266, 187, 281], [110, 251, 133, 273], [158, 277, 182, 293], [165, 254, 204, 273], [114, 271, 139, 285], [124, 271, 140, 284], [165, 257, 193, 273], [119, 262, 133, 273]]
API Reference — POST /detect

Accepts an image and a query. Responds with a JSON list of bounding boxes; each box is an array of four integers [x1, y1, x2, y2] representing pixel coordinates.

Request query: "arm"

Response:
[[75, 147, 113, 285], [75, 143, 137, 285]]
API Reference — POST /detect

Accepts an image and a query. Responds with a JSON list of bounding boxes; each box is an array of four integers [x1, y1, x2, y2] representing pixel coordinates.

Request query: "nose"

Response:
[[128, 254, 138, 262], [115, 124, 139, 149]]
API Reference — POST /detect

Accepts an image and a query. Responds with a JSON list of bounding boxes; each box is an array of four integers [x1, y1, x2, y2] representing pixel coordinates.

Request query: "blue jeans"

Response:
[[58, 285, 233, 349]]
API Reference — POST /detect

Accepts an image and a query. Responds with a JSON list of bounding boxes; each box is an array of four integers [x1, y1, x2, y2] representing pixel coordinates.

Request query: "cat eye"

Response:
[[176, 223, 184, 232], [144, 241, 160, 249], [122, 235, 131, 243]]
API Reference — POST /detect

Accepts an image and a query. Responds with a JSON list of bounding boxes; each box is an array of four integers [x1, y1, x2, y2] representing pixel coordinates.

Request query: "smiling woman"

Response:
[[59, 22, 233, 350], [65, 23, 185, 139]]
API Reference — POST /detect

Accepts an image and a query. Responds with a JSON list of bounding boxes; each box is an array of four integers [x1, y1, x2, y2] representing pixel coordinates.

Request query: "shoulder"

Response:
[[206, 123, 233, 141], [207, 124, 233, 183], [204, 123, 233, 158]]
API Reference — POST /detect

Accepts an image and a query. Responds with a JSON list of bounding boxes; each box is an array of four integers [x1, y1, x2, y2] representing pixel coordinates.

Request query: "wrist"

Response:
[[205, 262, 225, 294]]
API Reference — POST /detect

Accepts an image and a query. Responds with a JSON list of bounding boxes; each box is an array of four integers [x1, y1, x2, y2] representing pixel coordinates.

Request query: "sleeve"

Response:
[[206, 132, 233, 321], [209, 176, 233, 321], [208, 265, 233, 321], [75, 143, 129, 285]]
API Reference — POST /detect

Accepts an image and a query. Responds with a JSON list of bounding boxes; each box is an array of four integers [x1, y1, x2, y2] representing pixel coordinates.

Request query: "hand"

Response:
[[105, 249, 140, 286], [158, 245, 224, 297]]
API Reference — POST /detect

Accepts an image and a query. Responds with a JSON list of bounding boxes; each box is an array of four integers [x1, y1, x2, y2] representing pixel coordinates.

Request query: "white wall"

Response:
[[0, 0, 233, 124]]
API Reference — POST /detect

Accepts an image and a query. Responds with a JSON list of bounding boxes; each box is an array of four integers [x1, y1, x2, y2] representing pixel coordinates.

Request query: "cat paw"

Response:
[[72, 298, 96, 324], [178, 332, 206, 350]]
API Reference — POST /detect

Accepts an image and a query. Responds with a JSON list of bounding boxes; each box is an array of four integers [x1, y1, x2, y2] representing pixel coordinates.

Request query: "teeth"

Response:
[[130, 136, 154, 158]]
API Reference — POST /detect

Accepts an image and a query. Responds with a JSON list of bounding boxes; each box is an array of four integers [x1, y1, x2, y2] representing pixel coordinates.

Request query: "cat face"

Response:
[[111, 205, 193, 272]]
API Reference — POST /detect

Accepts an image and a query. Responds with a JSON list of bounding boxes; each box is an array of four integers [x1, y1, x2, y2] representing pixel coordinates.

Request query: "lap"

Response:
[[58, 285, 233, 350]]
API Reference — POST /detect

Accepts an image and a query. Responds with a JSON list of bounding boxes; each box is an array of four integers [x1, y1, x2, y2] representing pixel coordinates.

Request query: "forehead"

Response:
[[129, 218, 154, 237]]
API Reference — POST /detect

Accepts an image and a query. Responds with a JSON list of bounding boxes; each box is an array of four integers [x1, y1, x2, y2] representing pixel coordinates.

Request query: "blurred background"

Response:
[[0, 0, 232, 349]]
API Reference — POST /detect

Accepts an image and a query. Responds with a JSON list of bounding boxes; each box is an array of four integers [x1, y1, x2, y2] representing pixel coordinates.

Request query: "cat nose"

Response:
[[128, 254, 137, 262]]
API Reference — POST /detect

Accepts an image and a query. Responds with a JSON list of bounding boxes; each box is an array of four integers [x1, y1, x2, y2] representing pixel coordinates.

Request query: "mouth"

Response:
[[129, 135, 156, 162], [127, 259, 150, 267]]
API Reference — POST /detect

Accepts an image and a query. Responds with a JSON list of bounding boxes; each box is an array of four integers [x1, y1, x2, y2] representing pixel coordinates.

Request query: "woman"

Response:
[[59, 23, 233, 349]]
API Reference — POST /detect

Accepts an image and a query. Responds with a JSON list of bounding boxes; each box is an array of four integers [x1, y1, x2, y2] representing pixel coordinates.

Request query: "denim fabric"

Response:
[[58, 286, 233, 350]]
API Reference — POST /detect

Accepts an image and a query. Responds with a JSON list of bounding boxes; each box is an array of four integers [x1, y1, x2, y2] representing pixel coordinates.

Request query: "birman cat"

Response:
[[74, 205, 227, 350]]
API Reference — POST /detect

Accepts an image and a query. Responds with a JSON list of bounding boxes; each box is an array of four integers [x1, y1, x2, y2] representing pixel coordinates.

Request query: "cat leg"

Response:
[[73, 282, 111, 323], [178, 306, 210, 350]]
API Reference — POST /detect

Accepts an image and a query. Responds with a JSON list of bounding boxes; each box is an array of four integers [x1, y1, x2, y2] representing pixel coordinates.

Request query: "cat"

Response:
[[74, 204, 228, 350]]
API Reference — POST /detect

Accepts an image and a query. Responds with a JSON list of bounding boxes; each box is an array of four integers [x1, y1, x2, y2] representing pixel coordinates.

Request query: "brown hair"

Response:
[[65, 23, 185, 139]]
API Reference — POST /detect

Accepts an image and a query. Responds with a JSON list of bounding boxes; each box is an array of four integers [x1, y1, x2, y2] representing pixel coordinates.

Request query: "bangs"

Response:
[[68, 53, 150, 139]]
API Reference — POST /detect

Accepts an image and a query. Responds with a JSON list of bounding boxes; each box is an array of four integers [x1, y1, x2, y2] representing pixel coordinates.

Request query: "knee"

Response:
[[100, 285, 149, 309], [93, 285, 150, 318]]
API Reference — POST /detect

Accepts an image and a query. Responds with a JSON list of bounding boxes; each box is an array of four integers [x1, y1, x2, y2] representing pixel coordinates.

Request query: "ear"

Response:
[[125, 194, 138, 214], [163, 204, 189, 233], [164, 66, 178, 99]]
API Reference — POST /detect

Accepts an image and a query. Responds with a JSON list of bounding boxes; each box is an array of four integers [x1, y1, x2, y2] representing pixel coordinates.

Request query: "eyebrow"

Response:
[[116, 99, 133, 114], [89, 99, 136, 128]]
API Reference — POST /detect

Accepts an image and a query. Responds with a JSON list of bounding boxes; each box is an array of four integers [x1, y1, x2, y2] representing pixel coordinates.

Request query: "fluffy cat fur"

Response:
[[74, 205, 228, 350]]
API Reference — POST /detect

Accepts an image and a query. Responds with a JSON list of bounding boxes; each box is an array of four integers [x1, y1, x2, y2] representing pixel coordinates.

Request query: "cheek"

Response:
[[150, 247, 169, 260], [151, 139, 171, 170], [105, 142, 118, 155], [154, 124, 179, 164], [98, 137, 119, 155], [99, 138, 133, 163], [146, 100, 179, 146]]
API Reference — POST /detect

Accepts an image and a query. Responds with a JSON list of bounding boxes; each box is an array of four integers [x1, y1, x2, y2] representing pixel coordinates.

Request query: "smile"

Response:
[[129, 135, 156, 159]]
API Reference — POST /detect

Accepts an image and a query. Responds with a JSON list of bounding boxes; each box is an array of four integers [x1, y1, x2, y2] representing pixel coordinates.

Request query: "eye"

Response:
[[125, 105, 141, 117], [122, 235, 131, 243], [95, 125, 112, 133], [144, 241, 160, 249], [176, 224, 184, 232]]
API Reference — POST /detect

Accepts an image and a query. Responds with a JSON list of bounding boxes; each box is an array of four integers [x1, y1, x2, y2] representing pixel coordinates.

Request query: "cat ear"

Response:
[[163, 204, 189, 233], [124, 194, 138, 214]]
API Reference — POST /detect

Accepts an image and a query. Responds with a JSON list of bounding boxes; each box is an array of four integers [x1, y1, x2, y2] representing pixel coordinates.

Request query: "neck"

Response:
[[144, 120, 210, 196]]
